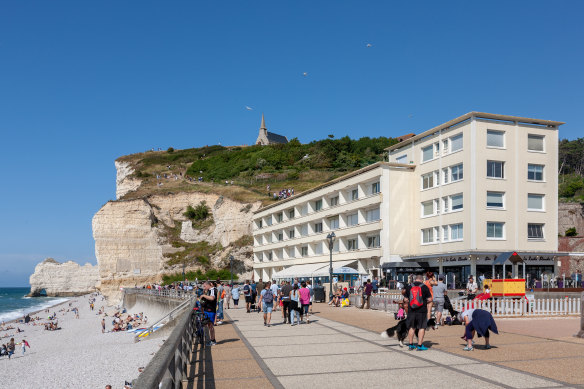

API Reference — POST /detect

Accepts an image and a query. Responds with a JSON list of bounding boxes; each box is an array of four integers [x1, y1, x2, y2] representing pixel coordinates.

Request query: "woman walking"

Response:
[[224, 283, 232, 309], [299, 282, 311, 323], [289, 284, 301, 326], [459, 308, 498, 351]]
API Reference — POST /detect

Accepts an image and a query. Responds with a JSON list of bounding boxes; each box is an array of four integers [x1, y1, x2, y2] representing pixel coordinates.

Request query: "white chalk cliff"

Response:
[[115, 161, 142, 199], [29, 258, 99, 297]]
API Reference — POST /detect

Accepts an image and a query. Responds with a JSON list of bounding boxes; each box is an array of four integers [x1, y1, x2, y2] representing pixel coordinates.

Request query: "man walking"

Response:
[[360, 279, 373, 309], [404, 273, 432, 351], [372, 277, 379, 295], [280, 281, 292, 323], [433, 275, 447, 327], [243, 280, 252, 313], [270, 280, 279, 312], [200, 281, 218, 346]]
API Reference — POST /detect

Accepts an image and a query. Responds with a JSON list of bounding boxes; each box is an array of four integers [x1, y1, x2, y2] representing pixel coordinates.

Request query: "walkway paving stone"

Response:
[[224, 305, 575, 388]]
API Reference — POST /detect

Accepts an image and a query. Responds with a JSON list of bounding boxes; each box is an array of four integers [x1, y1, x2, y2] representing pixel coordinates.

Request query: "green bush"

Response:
[[162, 269, 238, 284], [167, 147, 174, 153], [184, 201, 210, 221], [565, 227, 578, 237]]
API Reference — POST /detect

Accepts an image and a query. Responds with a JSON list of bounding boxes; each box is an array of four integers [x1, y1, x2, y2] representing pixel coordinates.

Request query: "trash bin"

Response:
[[313, 286, 326, 303]]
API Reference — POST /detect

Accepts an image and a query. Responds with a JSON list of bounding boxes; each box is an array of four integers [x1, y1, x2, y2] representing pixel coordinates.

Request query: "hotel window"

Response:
[[486, 192, 504, 208], [288, 229, 295, 239], [422, 228, 434, 244], [277, 232, 283, 241], [450, 134, 463, 152], [366, 207, 380, 222], [442, 168, 449, 184], [288, 247, 295, 258], [266, 234, 272, 243], [256, 252, 263, 261], [347, 213, 358, 226], [422, 172, 434, 189], [442, 139, 449, 154], [371, 182, 380, 194], [347, 238, 358, 251], [451, 194, 463, 211], [396, 154, 407, 164], [330, 196, 339, 206], [451, 163, 463, 182], [351, 189, 359, 201], [258, 220, 263, 229], [442, 225, 449, 241], [301, 246, 308, 257], [487, 161, 505, 179], [422, 145, 434, 162], [266, 217, 273, 226], [300, 224, 308, 236], [422, 200, 434, 217], [527, 194, 544, 211], [528, 134, 545, 152], [487, 130, 505, 148], [301, 204, 308, 216], [528, 223, 544, 240], [450, 224, 463, 241], [314, 222, 323, 233], [329, 217, 339, 230], [528, 164, 544, 181], [487, 222, 504, 239], [256, 235, 263, 244], [442, 197, 449, 213], [288, 209, 295, 219], [276, 212, 283, 223], [268, 252, 273, 261], [367, 235, 380, 248], [314, 199, 323, 211]]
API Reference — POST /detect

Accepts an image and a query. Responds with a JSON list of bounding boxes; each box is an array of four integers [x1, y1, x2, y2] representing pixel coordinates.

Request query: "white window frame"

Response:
[[314, 199, 323, 211], [366, 207, 380, 222], [371, 182, 380, 194], [421, 171, 436, 190], [451, 163, 463, 182], [450, 223, 463, 241], [347, 213, 358, 226], [486, 191, 505, 209], [528, 223, 544, 240], [528, 134, 545, 152], [367, 235, 380, 248], [329, 217, 339, 230], [487, 129, 505, 148], [422, 145, 434, 162], [288, 209, 295, 219], [314, 222, 323, 233], [527, 193, 544, 212], [347, 238, 358, 251], [351, 189, 359, 201], [421, 228, 434, 244], [329, 196, 339, 207], [301, 246, 308, 257], [450, 133, 463, 152], [421, 200, 434, 217], [487, 160, 505, 179], [451, 194, 463, 211], [442, 168, 449, 185], [527, 164, 544, 182], [396, 154, 407, 164], [288, 229, 295, 239], [487, 222, 505, 240]]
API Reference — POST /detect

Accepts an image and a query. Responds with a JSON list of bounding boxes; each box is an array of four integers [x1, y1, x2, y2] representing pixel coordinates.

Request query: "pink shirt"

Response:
[[299, 288, 310, 305]]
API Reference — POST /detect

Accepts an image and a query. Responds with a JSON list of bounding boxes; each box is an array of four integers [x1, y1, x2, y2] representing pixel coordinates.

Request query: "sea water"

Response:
[[0, 287, 69, 323]]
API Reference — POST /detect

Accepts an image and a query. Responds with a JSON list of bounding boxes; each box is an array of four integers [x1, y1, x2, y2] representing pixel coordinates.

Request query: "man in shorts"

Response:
[[432, 275, 447, 327], [270, 280, 279, 311], [243, 280, 252, 313], [200, 281, 217, 346], [260, 282, 275, 327], [404, 273, 432, 351]]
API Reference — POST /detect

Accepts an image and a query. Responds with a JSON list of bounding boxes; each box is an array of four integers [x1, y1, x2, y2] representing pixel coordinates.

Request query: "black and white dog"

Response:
[[380, 318, 436, 347]]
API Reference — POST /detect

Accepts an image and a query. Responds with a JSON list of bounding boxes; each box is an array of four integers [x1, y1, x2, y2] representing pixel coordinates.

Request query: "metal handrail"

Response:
[[124, 288, 193, 300], [133, 299, 197, 389], [134, 295, 194, 342]]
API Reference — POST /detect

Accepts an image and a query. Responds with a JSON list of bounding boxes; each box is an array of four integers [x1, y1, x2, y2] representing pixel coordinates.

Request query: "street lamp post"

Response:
[[327, 232, 336, 301], [230, 255, 234, 286]]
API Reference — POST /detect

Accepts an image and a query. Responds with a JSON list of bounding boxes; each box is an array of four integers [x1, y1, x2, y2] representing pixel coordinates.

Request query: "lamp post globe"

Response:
[[326, 232, 336, 300]]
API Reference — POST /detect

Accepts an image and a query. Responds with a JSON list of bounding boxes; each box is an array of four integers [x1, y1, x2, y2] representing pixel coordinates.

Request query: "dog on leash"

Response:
[[380, 318, 436, 347]]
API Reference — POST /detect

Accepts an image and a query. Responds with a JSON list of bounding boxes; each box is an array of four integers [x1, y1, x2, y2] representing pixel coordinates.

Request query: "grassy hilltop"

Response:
[[117, 136, 398, 204]]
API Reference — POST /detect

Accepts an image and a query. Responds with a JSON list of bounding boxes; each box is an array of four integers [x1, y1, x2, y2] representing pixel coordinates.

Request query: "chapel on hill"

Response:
[[255, 114, 288, 145]]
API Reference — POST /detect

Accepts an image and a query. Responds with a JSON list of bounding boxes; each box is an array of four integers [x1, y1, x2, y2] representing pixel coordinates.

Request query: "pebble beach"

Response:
[[0, 293, 161, 388]]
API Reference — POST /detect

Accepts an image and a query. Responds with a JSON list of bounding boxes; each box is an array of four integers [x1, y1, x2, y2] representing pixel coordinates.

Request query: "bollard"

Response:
[[577, 292, 584, 338]]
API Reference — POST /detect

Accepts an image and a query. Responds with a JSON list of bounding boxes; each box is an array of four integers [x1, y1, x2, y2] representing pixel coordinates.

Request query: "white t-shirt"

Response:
[[467, 281, 478, 293], [270, 283, 279, 296], [461, 309, 475, 323]]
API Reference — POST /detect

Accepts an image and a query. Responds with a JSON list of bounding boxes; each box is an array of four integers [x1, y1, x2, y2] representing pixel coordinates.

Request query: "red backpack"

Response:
[[409, 284, 424, 309]]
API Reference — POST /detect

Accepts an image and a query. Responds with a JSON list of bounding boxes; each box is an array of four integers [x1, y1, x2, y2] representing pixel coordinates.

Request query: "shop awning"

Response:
[[312, 260, 365, 277], [271, 262, 328, 279], [493, 252, 524, 265]]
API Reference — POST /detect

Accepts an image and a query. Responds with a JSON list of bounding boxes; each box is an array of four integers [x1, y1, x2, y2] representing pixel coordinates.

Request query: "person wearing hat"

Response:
[[458, 308, 498, 351]]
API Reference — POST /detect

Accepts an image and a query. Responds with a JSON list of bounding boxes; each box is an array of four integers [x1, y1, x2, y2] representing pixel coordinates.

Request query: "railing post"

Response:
[[577, 292, 584, 338]]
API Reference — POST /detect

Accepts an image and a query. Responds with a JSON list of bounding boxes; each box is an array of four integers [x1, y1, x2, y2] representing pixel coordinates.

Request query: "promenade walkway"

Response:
[[218, 305, 581, 389]]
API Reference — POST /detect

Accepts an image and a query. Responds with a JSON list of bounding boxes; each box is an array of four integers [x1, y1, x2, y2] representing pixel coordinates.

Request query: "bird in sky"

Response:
[[366, 43, 372, 48], [302, 72, 308, 77], [245, 106, 253, 111]]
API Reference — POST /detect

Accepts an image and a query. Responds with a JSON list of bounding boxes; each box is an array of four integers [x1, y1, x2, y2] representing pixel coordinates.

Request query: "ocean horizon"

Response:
[[0, 287, 69, 323]]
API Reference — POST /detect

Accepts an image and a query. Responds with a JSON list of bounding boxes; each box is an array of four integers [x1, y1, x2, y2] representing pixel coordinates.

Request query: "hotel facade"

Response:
[[252, 112, 564, 287]]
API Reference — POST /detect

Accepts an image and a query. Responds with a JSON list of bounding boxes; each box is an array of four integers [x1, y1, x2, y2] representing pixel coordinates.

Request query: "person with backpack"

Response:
[[243, 280, 252, 313], [404, 273, 433, 351], [261, 282, 274, 327]]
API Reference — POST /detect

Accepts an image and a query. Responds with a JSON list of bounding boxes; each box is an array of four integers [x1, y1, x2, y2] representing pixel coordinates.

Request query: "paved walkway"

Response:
[[224, 306, 580, 389]]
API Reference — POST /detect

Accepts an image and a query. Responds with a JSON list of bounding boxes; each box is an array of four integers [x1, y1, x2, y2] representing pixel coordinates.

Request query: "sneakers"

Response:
[[263, 322, 266, 326], [216, 321, 223, 325], [485, 345, 492, 350], [416, 344, 429, 351], [463, 346, 474, 351], [267, 324, 271, 328], [408, 344, 416, 351], [206, 340, 217, 346]]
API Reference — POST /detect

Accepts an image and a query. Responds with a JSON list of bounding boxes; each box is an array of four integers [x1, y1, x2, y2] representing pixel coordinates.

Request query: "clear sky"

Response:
[[1, 1, 583, 286]]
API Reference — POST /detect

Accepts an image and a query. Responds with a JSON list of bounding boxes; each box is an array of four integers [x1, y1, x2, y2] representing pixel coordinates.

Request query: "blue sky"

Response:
[[1, 1, 583, 286]]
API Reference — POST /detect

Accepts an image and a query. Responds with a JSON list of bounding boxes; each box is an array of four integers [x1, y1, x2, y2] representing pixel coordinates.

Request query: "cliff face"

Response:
[[559, 202, 584, 236], [115, 161, 142, 199], [93, 192, 261, 302], [29, 258, 99, 297]]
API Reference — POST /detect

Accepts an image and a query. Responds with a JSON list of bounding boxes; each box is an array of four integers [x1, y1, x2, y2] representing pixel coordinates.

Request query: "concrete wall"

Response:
[[122, 292, 183, 324]]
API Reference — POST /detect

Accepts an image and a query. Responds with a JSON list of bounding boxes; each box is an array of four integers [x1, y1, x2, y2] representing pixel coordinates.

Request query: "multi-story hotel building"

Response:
[[252, 112, 564, 286]]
